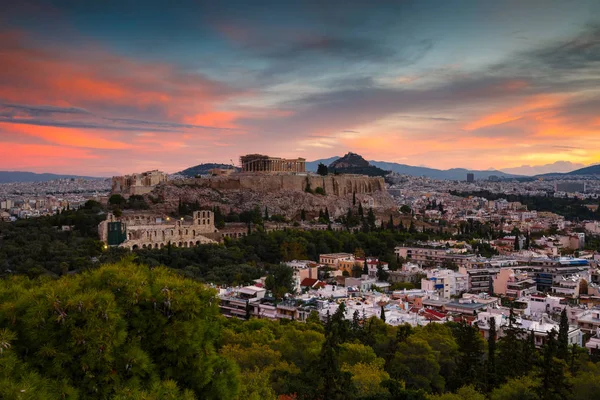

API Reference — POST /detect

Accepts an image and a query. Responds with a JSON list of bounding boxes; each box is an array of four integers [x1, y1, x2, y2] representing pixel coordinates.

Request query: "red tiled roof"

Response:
[[300, 278, 319, 287]]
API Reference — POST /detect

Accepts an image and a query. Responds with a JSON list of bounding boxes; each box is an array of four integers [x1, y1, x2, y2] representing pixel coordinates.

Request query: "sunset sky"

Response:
[[1, 0, 600, 176]]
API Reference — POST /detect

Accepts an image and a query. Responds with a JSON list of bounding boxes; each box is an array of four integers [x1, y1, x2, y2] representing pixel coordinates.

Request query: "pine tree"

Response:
[[358, 202, 364, 217], [487, 316, 497, 391], [380, 305, 386, 322], [537, 329, 572, 400], [497, 307, 526, 381], [525, 231, 531, 250], [557, 308, 570, 360]]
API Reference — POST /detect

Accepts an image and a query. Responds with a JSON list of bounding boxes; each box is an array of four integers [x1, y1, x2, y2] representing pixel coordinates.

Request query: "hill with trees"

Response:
[[567, 164, 600, 175], [329, 152, 389, 177]]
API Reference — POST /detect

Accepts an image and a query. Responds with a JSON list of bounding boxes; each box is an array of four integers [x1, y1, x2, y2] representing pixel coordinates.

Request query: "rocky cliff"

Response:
[[148, 174, 396, 220]]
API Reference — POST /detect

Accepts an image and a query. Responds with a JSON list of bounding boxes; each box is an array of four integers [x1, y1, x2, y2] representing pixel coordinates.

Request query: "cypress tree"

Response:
[[264, 206, 269, 221], [325, 207, 330, 222], [388, 214, 394, 231], [487, 316, 497, 391], [300, 209, 306, 221], [363, 259, 369, 276], [358, 202, 363, 217], [498, 307, 525, 380], [353, 191, 356, 206], [557, 308, 570, 360], [380, 305, 386, 322], [537, 329, 572, 400]]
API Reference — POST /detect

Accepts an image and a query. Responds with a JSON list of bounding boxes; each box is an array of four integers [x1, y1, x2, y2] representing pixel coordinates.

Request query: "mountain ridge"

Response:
[[0, 171, 102, 184]]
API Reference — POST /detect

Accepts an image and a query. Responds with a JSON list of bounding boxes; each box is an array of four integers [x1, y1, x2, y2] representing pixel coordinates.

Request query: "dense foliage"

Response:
[[0, 260, 238, 399], [0, 201, 106, 277], [2, 264, 600, 400]]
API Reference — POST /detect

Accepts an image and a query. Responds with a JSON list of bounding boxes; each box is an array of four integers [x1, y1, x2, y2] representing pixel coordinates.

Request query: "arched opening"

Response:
[[196, 241, 200, 245], [142, 244, 147, 249], [132, 245, 138, 250], [160, 243, 164, 248], [178, 242, 183, 247]]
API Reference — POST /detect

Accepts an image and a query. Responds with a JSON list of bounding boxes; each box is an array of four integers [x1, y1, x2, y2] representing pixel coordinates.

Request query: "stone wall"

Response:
[[178, 174, 385, 196]]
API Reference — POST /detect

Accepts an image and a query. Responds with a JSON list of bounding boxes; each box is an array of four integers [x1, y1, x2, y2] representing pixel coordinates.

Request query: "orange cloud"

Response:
[[464, 94, 568, 131], [3, 123, 130, 150]]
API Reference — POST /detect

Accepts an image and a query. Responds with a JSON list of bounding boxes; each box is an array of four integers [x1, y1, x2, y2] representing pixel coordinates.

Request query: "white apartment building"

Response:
[[421, 269, 469, 299]]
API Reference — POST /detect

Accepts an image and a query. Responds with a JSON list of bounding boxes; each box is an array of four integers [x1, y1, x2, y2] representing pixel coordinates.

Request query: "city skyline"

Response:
[[1, 1, 600, 176]]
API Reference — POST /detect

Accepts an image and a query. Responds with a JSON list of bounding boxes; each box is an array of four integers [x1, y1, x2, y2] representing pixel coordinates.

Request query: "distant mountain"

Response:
[[372, 161, 518, 180], [328, 153, 388, 177], [567, 164, 600, 176], [501, 161, 586, 176], [305, 156, 340, 172], [177, 163, 239, 177], [0, 171, 100, 183], [306, 157, 520, 180]]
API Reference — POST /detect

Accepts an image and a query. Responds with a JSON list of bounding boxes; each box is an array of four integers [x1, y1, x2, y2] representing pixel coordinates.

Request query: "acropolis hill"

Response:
[[113, 154, 396, 220]]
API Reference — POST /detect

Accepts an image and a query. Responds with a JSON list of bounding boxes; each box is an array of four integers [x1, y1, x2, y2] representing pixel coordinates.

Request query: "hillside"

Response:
[[177, 163, 239, 177], [567, 164, 600, 175], [0, 171, 100, 183], [328, 152, 389, 177]]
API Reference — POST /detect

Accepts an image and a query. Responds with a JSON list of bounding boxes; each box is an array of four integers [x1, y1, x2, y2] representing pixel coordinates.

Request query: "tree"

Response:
[[380, 305, 386, 322], [497, 307, 526, 381], [363, 259, 369, 276], [358, 202, 364, 217], [389, 337, 445, 393], [450, 321, 485, 391], [487, 317, 497, 391], [317, 163, 329, 176], [108, 194, 127, 207], [264, 206, 269, 221], [524, 231, 530, 250], [367, 208, 376, 231], [557, 308, 570, 361], [324, 207, 330, 222], [353, 191, 356, 206], [304, 177, 312, 193], [536, 329, 572, 400], [300, 209, 306, 221], [376, 262, 389, 282], [514, 234, 520, 251], [0, 260, 240, 399], [490, 376, 538, 400], [388, 214, 395, 231], [313, 303, 355, 400]]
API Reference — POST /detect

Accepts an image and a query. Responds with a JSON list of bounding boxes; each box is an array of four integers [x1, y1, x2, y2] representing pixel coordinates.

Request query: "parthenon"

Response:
[[240, 154, 306, 173]]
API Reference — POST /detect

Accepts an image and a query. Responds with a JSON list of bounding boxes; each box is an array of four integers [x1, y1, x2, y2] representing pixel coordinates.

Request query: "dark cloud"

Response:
[[1, 103, 91, 117], [264, 36, 397, 61], [529, 24, 600, 70], [0, 103, 243, 132]]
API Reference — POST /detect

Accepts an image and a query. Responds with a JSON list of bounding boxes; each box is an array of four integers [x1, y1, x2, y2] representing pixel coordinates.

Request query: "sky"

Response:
[[1, 0, 600, 176]]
